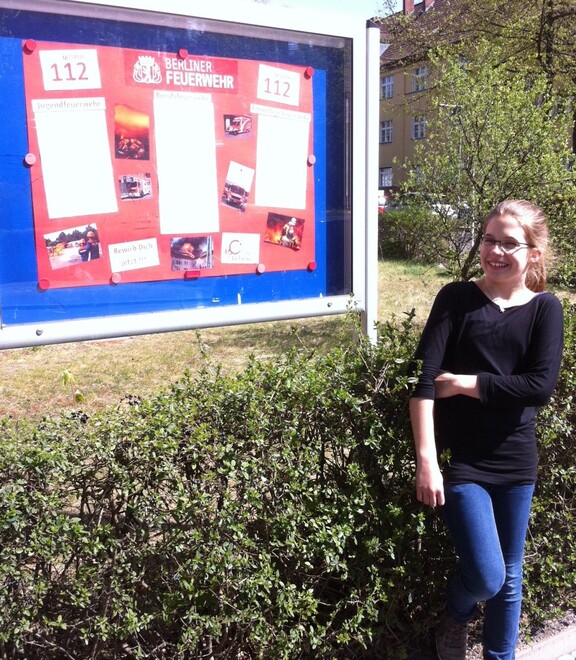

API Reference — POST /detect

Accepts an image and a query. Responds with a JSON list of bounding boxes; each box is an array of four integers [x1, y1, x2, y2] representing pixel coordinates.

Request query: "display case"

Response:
[[0, 0, 379, 347]]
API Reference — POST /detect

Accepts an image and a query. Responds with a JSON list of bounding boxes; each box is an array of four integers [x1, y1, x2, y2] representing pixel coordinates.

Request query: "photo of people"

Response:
[[114, 103, 150, 160], [79, 229, 101, 262], [264, 213, 305, 251], [170, 236, 214, 271], [44, 224, 102, 270]]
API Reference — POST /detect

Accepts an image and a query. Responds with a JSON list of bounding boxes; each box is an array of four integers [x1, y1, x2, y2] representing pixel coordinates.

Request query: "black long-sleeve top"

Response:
[[411, 281, 564, 484]]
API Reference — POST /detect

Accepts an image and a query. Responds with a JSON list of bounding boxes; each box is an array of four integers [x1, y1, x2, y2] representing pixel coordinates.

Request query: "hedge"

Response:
[[0, 310, 574, 658]]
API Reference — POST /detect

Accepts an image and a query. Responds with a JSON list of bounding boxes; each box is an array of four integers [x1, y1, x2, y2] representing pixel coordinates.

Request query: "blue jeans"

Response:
[[441, 482, 535, 660]]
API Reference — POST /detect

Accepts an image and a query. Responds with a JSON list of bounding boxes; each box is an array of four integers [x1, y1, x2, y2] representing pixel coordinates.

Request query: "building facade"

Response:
[[378, 0, 446, 195]]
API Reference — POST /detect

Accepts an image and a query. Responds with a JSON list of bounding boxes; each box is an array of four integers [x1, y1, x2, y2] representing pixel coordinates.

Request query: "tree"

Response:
[[401, 40, 576, 281], [377, 0, 576, 83], [378, 0, 576, 148]]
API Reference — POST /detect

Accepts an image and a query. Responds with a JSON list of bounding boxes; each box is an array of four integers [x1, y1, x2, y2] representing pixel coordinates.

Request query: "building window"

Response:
[[381, 75, 394, 99], [413, 66, 428, 92], [380, 120, 393, 144], [412, 115, 426, 140], [379, 167, 393, 188]]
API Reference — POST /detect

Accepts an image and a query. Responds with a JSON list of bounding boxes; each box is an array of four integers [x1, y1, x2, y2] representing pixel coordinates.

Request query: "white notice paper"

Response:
[[32, 98, 118, 219], [154, 91, 220, 235], [256, 64, 300, 107], [108, 238, 160, 273], [39, 49, 102, 91], [251, 104, 311, 210], [221, 233, 260, 264]]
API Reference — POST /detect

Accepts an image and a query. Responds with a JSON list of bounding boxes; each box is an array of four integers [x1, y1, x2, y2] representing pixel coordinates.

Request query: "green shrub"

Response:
[[378, 207, 438, 262], [0, 310, 574, 657], [523, 302, 576, 625]]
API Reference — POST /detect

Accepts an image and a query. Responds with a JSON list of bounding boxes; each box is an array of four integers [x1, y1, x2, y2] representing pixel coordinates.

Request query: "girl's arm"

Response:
[[409, 397, 445, 508]]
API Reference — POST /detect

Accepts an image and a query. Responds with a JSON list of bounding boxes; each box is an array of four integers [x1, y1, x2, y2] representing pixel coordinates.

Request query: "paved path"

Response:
[[406, 623, 576, 658], [517, 624, 576, 660]]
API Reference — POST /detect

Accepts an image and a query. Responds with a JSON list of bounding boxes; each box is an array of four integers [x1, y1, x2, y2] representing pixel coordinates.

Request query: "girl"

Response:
[[409, 200, 564, 659]]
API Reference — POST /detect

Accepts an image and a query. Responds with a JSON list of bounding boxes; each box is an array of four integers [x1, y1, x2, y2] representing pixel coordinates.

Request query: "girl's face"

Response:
[[480, 214, 539, 287]]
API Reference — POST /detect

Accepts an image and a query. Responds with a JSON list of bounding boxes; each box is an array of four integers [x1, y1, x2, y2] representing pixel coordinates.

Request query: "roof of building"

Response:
[[379, 0, 464, 68]]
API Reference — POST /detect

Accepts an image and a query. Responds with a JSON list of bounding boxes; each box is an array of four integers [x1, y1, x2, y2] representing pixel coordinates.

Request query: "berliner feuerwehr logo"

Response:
[[132, 56, 162, 84]]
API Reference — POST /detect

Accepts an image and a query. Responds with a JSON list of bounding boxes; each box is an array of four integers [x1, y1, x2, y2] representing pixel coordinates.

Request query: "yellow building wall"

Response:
[[379, 63, 431, 192]]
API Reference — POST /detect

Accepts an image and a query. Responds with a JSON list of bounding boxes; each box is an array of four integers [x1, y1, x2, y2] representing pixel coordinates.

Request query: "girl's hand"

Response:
[[434, 372, 458, 398], [435, 372, 480, 399], [416, 460, 445, 508]]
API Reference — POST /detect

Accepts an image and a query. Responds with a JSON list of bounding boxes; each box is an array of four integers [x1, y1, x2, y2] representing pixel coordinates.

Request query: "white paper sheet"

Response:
[[257, 63, 300, 107], [221, 233, 260, 264], [108, 238, 160, 272], [154, 91, 219, 235], [225, 161, 255, 192], [32, 97, 118, 219], [39, 49, 102, 91], [251, 103, 311, 210]]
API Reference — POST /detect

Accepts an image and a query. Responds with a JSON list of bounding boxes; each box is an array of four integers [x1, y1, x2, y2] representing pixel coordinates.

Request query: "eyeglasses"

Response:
[[481, 237, 534, 254]]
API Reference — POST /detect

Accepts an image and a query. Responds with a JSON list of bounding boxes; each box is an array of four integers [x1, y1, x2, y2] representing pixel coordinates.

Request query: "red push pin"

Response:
[[256, 263, 266, 274], [24, 153, 37, 166], [38, 278, 51, 291], [307, 154, 316, 166], [304, 66, 314, 79], [23, 39, 37, 54], [307, 261, 317, 272], [184, 270, 201, 279], [110, 273, 122, 285], [178, 48, 188, 59]]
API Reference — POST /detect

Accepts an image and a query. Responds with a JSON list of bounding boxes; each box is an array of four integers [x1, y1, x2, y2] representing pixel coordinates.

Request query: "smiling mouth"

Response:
[[488, 261, 508, 268]]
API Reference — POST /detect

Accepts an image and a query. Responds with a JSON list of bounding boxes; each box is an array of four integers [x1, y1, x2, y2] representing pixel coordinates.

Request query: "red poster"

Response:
[[22, 41, 316, 289]]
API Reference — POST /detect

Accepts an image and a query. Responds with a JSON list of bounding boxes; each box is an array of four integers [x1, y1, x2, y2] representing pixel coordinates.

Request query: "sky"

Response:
[[250, 0, 402, 20], [281, 0, 400, 18]]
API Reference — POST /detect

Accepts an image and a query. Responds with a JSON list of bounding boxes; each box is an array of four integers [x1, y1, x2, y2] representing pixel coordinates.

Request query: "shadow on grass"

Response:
[[202, 315, 352, 357]]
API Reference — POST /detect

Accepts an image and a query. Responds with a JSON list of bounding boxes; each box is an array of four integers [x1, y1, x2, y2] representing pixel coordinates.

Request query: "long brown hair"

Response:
[[483, 200, 550, 292]]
